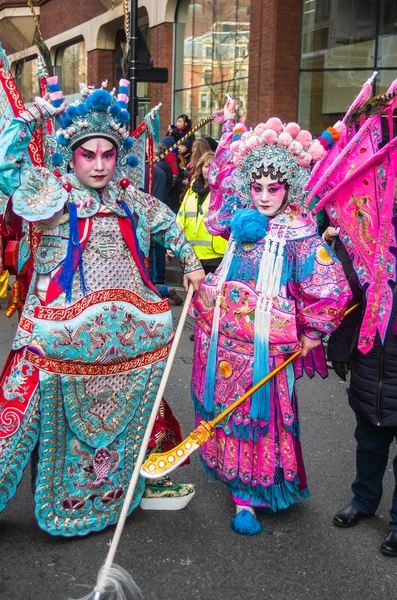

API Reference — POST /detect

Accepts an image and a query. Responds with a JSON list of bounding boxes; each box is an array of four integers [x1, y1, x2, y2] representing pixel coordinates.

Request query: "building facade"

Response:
[[0, 0, 396, 136]]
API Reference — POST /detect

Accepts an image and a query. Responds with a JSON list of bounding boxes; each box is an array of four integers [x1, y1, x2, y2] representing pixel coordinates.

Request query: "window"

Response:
[[203, 69, 212, 84], [299, 0, 397, 132], [14, 56, 38, 106], [175, 0, 251, 137], [55, 40, 87, 103]]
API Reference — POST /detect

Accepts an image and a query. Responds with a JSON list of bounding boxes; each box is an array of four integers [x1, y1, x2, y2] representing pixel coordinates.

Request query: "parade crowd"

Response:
[[0, 48, 396, 598]]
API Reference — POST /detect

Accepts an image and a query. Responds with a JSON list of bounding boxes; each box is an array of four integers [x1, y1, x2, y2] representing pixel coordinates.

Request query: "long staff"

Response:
[[82, 286, 194, 600], [141, 302, 360, 479], [156, 110, 224, 162]]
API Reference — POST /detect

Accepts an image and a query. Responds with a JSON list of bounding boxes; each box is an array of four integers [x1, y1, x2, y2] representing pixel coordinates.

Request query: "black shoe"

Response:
[[332, 504, 373, 528], [189, 333, 194, 341], [380, 530, 397, 557]]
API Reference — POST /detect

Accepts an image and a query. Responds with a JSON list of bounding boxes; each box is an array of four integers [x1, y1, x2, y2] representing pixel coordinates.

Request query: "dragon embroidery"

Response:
[[116, 315, 165, 347]]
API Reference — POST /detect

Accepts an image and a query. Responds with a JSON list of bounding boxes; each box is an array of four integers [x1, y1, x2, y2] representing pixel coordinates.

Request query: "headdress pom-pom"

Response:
[[127, 155, 139, 168], [51, 152, 63, 166], [119, 110, 130, 124], [76, 103, 88, 117], [89, 89, 112, 111], [66, 105, 77, 118], [123, 137, 134, 151], [110, 104, 122, 117]]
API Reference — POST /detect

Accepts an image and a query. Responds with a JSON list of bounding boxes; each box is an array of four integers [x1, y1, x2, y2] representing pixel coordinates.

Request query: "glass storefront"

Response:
[[14, 56, 39, 106], [55, 40, 88, 103], [174, 0, 251, 137], [299, 0, 397, 133]]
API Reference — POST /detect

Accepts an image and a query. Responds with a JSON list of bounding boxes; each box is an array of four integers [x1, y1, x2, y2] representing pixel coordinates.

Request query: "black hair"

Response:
[[251, 164, 290, 207], [176, 114, 192, 128], [71, 135, 118, 152]]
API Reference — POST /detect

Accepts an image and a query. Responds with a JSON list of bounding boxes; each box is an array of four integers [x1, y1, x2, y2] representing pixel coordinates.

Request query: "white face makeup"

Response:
[[250, 174, 288, 217], [70, 137, 117, 189]]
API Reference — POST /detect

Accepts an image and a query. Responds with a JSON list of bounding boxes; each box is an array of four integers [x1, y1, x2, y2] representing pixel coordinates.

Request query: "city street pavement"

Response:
[[0, 293, 396, 600]]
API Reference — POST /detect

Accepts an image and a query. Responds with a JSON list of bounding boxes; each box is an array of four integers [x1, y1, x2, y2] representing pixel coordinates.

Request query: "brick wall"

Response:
[[149, 22, 174, 138], [39, 0, 107, 40], [247, 0, 302, 126], [87, 49, 115, 89]]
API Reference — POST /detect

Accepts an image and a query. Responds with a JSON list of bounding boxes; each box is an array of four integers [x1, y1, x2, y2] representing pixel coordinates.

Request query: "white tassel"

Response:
[[71, 564, 143, 600], [256, 235, 274, 294], [216, 236, 236, 289], [270, 237, 286, 297]]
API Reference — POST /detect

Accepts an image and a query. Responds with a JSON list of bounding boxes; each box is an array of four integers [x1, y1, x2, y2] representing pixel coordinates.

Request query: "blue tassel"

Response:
[[58, 202, 87, 302], [295, 248, 316, 282], [227, 251, 260, 283], [231, 509, 261, 536], [117, 199, 150, 279], [203, 298, 221, 413], [280, 252, 293, 286], [250, 331, 270, 421]]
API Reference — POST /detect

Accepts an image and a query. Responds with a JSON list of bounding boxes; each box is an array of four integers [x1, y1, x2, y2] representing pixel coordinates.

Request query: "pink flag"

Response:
[[317, 134, 397, 353]]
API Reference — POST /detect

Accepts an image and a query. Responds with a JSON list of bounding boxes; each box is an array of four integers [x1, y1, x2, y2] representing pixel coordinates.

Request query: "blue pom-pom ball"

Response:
[[76, 103, 88, 116], [127, 155, 139, 168], [57, 134, 68, 146], [89, 89, 112, 111], [230, 208, 269, 244], [66, 105, 77, 118], [119, 110, 130, 124], [110, 104, 121, 117], [50, 152, 63, 166], [62, 115, 73, 128], [123, 137, 134, 151]]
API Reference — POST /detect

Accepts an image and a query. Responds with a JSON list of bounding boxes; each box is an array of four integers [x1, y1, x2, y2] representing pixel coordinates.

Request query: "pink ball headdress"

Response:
[[226, 117, 344, 207]]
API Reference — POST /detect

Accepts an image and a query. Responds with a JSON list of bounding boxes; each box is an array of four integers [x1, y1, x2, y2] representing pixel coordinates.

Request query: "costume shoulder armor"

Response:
[[12, 166, 67, 222]]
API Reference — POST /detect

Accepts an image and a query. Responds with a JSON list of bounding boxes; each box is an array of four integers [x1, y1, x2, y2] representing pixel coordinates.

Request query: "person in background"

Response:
[[185, 138, 211, 187], [154, 143, 173, 209], [201, 133, 218, 152], [327, 216, 397, 558], [177, 138, 192, 172], [168, 114, 195, 144], [144, 158, 183, 306], [177, 151, 227, 276], [161, 136, 183, 214]]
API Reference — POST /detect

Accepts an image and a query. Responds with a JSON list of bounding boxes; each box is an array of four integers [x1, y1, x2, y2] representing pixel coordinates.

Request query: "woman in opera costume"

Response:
[[0, 80, 204, 536], [189, 100, 352, 534]]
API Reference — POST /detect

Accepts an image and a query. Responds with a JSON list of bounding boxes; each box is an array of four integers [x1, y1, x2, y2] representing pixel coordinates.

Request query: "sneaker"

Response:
[[140, 475, 195, 510], [168, 288, 183, 306]]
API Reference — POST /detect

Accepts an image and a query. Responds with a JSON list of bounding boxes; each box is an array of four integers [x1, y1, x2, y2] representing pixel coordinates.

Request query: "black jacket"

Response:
[[328, 281, 397, 428]]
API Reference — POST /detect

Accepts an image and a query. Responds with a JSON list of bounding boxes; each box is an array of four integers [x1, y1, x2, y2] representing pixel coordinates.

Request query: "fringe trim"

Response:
[[57, 202, 87, 302], [203, 294, 222, 412], [201, 459, 309, 513], [294, 247, 317, 282]]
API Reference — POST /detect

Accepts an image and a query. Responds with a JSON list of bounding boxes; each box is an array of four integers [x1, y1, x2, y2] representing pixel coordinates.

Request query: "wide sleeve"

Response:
[[288, 234, 352, 339], [132, 188, 202, 274], [153, 220, 202, 274], [205, 119, 237, 238], [0, 99, 53, 198]]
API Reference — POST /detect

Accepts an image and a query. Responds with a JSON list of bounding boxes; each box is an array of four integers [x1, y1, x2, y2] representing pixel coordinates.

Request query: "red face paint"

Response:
[[70, 138, 117, 189]]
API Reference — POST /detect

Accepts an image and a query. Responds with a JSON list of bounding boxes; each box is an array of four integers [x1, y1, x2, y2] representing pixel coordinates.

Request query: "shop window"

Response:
[[55, 40, 87, 102], [299, 0, 397, 132], [14, 56, 38, 106], [175, 0, 251, 138]]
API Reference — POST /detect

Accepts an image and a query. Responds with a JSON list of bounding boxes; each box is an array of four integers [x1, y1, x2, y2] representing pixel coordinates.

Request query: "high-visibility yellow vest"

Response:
[[177, 183, 227, 261]]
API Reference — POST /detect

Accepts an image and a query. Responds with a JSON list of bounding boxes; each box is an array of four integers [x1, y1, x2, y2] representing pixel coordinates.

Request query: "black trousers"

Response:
[[351, 415, 397, 530]]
